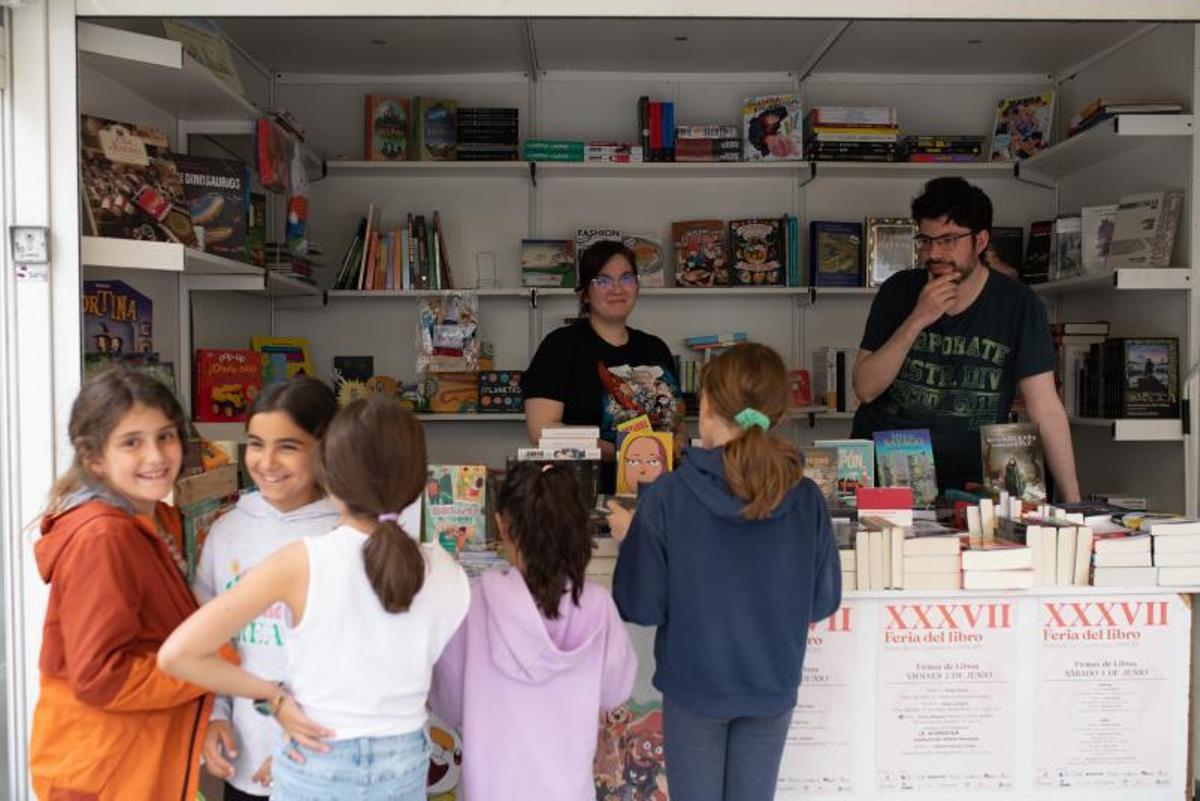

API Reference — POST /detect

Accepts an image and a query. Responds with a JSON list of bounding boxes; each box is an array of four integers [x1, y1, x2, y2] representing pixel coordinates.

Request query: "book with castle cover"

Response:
[[424, 465, 489, 555], [672, 220, 729, 287], [364, 95, 411, 161], [872, 429, 938, 508], [521, 239, 576, 287], [814, 438, 875, 509], [728, 219, 785, 286], [810, 221, 863, 287], [412, 97, 458, 161], [742, 94, 804, 161], [980, 422, 1046, 503], [83, 279, 153, 356], [988, 91, 1054, 161], [194, 348, 262, 423], [623, 233, 666, 287]]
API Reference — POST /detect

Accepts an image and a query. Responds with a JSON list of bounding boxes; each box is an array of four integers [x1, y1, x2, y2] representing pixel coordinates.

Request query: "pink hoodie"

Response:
[[430, 567, 637, 801]]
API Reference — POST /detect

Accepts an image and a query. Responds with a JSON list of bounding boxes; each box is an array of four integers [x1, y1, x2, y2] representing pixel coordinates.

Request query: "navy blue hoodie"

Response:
[[612, 445, 842, 718]]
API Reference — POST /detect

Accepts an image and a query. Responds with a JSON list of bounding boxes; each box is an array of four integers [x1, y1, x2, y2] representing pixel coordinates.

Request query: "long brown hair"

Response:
[[701, 343, 803, 520], [497, 461, 593, 619], [44, 367, 186, 517], [320, 396, 427, 613]]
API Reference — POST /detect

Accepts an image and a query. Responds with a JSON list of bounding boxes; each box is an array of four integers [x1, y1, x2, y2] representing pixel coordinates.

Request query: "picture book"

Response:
[[864, 217, 917, 286], [425, 371, 479, 413], [799, 446, 839, 509], [728, 218, 785, 286], [623, 232, 666, 287], [364, 95, 411, 161], [194, 348, 262, 423], [615, 430, 673, 496], [416, 293, 479, 373], [424, 465, 489, 555], [672, 219, 729, 287], [809, 221, 863, 287], [250, 336, 313, 389], [574, 228, 623, 269], [1106, 190, 1185, 269], [872, 429, 938, 508], [814, 438, 875, 508], [742, 94, 804, 161], [167, 153, 248, 261], [83, 279, 152, 355], [520, 239, 576, 287], [594, 699, 665, 800], [979, 422, 1047, 503], [478, 370, 523, 413], [1079, 204, 1117, 274], [412, 97, 458, 161], [985, 226, 1024, 276], [989, 91, 1054, 161], [79, 115, 196, 246]]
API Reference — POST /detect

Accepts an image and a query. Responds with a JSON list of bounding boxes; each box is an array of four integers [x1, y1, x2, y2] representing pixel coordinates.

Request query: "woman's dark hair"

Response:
[[911, 176, 993, 233], [320, 397, 427, 613], [496, 461, 593, 619], [576, 240, 639, 315], [248, 375, 337, 439], [45, 366, 186, 516]]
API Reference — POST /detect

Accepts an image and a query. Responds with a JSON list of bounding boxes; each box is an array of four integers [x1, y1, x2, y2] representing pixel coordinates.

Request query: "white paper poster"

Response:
[[875, 600, 1017, 792], [777, 605, 858, 797], [1034, 595, 1184, 790]]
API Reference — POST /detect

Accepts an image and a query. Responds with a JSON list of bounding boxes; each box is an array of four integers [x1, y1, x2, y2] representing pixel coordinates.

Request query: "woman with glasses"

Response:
[[522, 240, 686, 492]]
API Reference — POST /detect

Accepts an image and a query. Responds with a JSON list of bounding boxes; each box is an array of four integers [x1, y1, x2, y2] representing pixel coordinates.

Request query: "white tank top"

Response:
[[287, 525, 469, 739]]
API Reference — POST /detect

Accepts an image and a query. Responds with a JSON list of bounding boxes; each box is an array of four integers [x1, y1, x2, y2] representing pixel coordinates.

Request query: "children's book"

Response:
[[979, 422, 1046, 503], [194, 348, 262, 423], [477, 370, 523, 413], [615, 430, 673, 496], [167, 153, 248, 261], [728, 219, 785, 286], [742, 94, 804, 161], [872, 429, 938, 509], [809, 221, 863, 287], [412, 97, 458, 161], [622, 233, 666, 287], [83, 279, 153, 356], [814, 439, 875, 509], [520, 239, 576, 287], [988, 91, 1054, 161], [250, 336, 313, 389], [364, 95, 411, 161], [672, 220, 729, 287], [423, 465, 489, 555]]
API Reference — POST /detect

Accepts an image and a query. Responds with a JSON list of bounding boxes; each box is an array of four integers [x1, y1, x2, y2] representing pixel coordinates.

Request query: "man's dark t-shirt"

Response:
[[851, 268, 1055, 492]]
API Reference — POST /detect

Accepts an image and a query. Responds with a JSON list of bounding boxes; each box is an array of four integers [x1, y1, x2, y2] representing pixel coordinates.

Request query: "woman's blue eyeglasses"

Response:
[[591, 273, 639, 291]]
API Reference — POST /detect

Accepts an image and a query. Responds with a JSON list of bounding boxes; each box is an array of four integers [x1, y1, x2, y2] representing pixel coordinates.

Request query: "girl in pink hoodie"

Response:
[[431, 462, 637, 800]]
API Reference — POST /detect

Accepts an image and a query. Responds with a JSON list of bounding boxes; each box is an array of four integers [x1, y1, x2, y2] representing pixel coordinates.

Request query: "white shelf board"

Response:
[[326, 160, 527, 178], [639, 287, 809, 297], [811, 161, 1013, 180], [1032, 268, 1192, 295], [193, 421, 246, 443], [814, 286, 878, 297], [416, 413, 525, 422], [327, 288, 533, 299], [327, 287, 812, 299], [82, 236, 265, 278], [268, 273, 322, 298], [1017, 114, 1194, 181], [78, 22, 259, 124], [1068, 417, 1184, 441], [536, 160, 809, 178]]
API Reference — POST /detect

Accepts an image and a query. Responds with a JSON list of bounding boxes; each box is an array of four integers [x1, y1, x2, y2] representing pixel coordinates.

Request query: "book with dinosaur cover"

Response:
[[167, 153, 248, 261]]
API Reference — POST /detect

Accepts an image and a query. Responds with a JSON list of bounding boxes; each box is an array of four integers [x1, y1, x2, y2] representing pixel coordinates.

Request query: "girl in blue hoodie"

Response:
[[611, 342, 842, 801]]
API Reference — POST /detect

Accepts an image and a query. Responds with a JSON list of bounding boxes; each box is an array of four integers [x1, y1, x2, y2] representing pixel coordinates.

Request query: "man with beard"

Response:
[[851, 177, 1080, 500]]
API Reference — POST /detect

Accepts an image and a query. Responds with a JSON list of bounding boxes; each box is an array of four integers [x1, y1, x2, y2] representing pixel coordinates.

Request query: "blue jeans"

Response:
[[663, 695, 793, 801], [270, 730, 429, 801]]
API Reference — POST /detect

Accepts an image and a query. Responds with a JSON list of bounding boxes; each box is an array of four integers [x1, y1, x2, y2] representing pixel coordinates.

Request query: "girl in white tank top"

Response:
[[161, 397, 469, 800]]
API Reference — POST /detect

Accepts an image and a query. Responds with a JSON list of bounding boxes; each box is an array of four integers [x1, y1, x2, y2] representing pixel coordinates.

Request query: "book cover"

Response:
[[250, 336, 313, 389], [809, 221, 863, 287], [615, 430, 673, 496], [364, 95, 411, 161], [979, 422, 1047, 503], [742, 94, 803, 161], [478, 370, 523, 413], [814, 438, 875, 508], [167, 153, 248, 261], [520, 239, 576, 288], [416, 294, 480, 373], [1106, 190, 1185, 269], [1079, 204, 1118, 274], [574, 228, 623, 270], [872, 429, 938, 508], [1049, 215, 1083, 280], [79, 115, 196, 246], [424, 465, 488, 555], [425, 371, 479, 413], [1022, 220, 1053, 284], [412, 97, 458, 161], [672, 220, 729, 287], [623, 233, 666, 287], [788, 369, 813, 407], [799, 446, 838, 509], [83, 279, 153, 355], [984, 225, 1023, 277], [728, 218, 785, 286], [332, 355, 374, 406], [864, 217, 917, 286], [1113, 337, 1179, 419], [194, 348, 262, 423], [988, 91, 1054, 161]]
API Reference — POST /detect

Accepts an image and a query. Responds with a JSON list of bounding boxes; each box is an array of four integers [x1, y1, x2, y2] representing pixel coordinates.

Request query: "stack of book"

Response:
[[856, 516, 963, 591], [264, 242, 321, 286], [1067, 97, 1185, 138], [522, 139, 584, 162], [513, 425, 601, 510], [333, 206, 453, 291], [1135, 515, 1200, 587], [811, 346, 857, 413], [962, 539, 1034, 589], [585, 142, 643, 163], [674, 125, 741, 162], [804, 106, 900, 162], [899, 134, 985, 162], [1078, 337, 1179, 420], [1051, 321, 1109, 417], [1090, 528, 1154, 585], [456, 107, 519, 161]]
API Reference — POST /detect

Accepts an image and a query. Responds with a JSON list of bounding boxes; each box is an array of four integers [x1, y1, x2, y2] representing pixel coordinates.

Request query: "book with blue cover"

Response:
[[872, 428, 938, 508], [809, 221, 863, 287], [814, 438, 875, 508]]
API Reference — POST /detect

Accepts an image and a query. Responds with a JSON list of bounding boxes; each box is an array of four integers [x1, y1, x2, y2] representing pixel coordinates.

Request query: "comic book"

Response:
[[672, 220, 729, 287], [742, 94, 804, 161], [988, 91, 1055, 161], [728, 218, 785, 286]]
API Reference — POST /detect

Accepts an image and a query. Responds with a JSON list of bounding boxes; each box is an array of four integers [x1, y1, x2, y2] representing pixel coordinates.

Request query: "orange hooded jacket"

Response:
[[29, 497, 234, 801]]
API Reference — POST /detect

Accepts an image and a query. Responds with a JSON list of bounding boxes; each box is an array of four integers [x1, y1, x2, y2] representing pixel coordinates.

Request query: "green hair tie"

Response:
[[734, 407, 770, 431]]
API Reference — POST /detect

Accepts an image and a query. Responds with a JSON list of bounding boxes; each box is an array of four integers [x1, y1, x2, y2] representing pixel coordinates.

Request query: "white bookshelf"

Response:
[[326, 160, 528, 178], [1069, 417, 1185, 442], [810, 160, 1015, 181], [82, 236, 264, 278], [1033, 268, 1192, 295], [1017, 113, 1195, 183]]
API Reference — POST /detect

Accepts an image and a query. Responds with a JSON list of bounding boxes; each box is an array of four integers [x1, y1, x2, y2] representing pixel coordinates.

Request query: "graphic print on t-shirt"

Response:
[[598, 362, 683, 441], [885, 330, 1012, 431]]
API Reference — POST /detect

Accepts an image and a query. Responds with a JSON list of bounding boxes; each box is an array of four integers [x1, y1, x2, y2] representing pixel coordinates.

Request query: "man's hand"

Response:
[[909, 274, 959, 330], [202, 719, 237, 780]]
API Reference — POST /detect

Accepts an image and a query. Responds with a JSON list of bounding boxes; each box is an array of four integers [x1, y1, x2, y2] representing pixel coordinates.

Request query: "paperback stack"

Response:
[[456, 107, 519, 161], [522, 139, 584, 162], [1090, 526, 1154, 586], [585, 142, 643, 163], [1133, 514, 1200, 587], [900, 134, 986, 162], [674, 125, 741, 162], [962, 539, 1034, 589], [1078, 337, 1179, 420], [513, 425, 601, 510], [1067, 97, 1184, 138], [804, 106, 900, 162], [858, 516, 963, 590], [1050, 321, 1109, 417]]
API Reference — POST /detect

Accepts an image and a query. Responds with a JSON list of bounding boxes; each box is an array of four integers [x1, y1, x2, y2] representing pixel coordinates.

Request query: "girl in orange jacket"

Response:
[[29, 367, 235, 800]]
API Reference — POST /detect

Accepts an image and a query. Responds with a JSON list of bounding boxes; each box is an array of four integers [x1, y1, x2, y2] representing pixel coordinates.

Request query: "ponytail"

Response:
[[321, 397, 427, 612], [701, 343, 803, 520]]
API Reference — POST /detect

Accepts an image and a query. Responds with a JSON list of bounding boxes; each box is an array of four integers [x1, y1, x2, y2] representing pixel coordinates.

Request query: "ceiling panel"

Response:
[[818, 20, 1149, 75], [218, 18, 530, 75]]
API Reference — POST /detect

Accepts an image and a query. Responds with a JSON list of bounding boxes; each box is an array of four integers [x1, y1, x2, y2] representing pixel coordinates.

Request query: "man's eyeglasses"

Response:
[[591, 273, 639, 291], [914, 231, 974, 252]]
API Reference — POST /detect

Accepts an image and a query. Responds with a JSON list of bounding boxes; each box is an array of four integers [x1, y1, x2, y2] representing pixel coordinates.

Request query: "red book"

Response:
[[649, 102, 662, 161], [194, 349, 262, 423], [856, 486, 914, 511]]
